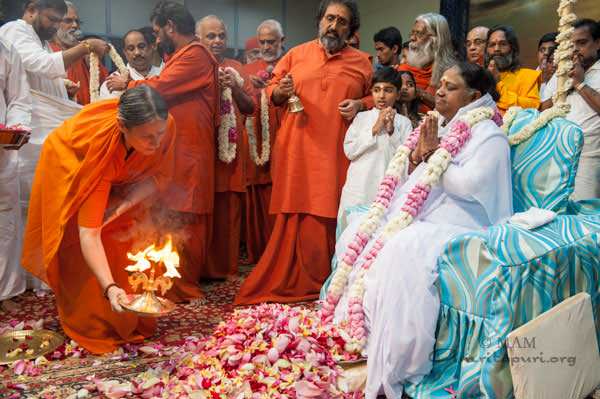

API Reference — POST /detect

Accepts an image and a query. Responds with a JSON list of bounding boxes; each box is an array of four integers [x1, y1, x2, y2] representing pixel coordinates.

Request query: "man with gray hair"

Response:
[[242, 18, 286, 264], [49, 0, 109, 104], [466, 26, 489, 66], [246, 19, 285, 90], [398, 13, 457, 111]]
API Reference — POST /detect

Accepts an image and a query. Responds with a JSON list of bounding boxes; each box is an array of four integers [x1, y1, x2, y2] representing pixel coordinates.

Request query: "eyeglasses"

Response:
[[259, 39, 278, 45], [63, 17, 82, 26], [410, 29, 432, 40]]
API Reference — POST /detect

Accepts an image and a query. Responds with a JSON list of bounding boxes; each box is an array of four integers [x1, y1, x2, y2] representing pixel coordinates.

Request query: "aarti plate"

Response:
[[0, 329, 64, 365], [119, 293, 176, 317]]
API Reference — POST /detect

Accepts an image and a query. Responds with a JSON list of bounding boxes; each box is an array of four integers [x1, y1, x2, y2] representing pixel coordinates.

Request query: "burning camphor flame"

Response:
[[125, 235, 181, 279]]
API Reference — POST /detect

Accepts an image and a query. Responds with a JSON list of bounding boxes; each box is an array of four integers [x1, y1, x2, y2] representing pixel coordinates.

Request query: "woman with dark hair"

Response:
[[396, 70, 421, 128], [22, 86, 177, 354], [324, 62, 512, 398]]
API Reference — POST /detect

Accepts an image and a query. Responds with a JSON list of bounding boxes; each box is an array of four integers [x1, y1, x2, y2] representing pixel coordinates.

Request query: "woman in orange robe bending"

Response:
[[21, 86, 176, 354]]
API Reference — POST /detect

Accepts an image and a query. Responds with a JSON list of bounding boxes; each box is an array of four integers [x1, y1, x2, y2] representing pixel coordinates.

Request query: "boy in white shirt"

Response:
[[337, 67, 413, 233]]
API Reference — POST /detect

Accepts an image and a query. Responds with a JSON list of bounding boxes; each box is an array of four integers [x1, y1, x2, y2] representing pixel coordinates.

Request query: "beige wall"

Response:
[[356, 0, 440, 59]]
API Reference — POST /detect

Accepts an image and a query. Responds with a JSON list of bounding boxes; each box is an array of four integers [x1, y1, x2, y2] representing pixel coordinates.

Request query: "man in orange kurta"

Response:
[[241, 19, 286, 263], [486, 25, 541, 113], [196, 16, 255, 278], [49, 2, 108, 105], [21, 98, 177, 354], [234, 1, 372, 305], [106, 2, 219, 302]]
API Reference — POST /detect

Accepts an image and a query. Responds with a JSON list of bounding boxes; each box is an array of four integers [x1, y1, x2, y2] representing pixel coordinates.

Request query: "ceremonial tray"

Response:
[[0, 329, 64, 364], [119, 293, 176, 317], [0, 128, 29, 148]]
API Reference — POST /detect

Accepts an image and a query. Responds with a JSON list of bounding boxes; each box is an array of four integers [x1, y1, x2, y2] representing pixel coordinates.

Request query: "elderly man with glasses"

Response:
[[49, 1, 109, 105]]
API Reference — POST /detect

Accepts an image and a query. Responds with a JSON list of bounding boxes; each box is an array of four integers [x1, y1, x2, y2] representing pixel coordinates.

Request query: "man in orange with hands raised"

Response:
[[196, 15, 255, 279]]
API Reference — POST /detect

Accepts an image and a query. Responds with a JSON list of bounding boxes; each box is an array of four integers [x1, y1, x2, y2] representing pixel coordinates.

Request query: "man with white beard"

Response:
[[397, 13, 457, 111], [49, 1, 109, 105], [246, 19, 285, 90], [0, 39, 32, 304]]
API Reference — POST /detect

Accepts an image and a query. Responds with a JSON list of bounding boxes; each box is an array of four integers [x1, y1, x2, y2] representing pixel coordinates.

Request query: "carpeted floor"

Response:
[[0, 270, 251, 398]]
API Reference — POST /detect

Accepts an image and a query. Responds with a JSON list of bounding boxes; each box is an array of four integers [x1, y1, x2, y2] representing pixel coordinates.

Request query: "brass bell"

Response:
[[288, 94, 304, 113]]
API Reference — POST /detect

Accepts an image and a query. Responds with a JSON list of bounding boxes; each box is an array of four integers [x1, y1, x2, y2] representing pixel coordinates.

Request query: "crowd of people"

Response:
[[0, 0, 599, 395]]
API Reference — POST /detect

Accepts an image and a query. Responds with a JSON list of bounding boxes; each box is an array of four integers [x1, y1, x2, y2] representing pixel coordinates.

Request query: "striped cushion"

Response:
[[406, 214, 600, 398], [509, 109, 583, 214]]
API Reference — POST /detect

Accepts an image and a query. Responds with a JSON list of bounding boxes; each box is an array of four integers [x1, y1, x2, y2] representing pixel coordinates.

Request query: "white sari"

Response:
[[332, 95, 513, 398]]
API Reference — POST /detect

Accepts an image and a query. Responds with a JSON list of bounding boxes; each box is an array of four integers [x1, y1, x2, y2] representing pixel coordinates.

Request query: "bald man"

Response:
[[196, 16, 254, 279], [466, 26, 489, 66]]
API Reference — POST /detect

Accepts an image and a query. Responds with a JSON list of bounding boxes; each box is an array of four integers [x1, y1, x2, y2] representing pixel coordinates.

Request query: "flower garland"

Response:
[[89, 44, 128, 103], [320, 106, 499, 353], [217, 66, 244, 163], [245, 88, 271, 165], [501, 0, 576, 146], [503, 104, 570, 146]]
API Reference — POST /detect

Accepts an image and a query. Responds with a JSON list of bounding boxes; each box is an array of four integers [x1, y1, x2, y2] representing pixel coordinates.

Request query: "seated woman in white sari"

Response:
[[321, 62, 513, 398]]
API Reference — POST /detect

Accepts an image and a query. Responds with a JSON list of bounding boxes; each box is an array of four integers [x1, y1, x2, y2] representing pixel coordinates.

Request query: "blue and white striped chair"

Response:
[[406, 109, 600, 398]]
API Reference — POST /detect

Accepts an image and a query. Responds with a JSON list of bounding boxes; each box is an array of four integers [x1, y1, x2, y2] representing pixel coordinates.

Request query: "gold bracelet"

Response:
[[81, 40, 92, 54], [576, 82, 586, 91]]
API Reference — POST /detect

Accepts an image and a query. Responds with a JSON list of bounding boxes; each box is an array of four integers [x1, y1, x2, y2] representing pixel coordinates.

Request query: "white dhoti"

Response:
[[0, 150, 25, 300]]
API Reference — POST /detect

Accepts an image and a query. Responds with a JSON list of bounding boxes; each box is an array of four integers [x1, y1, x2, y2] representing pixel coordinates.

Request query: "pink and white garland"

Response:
[[320, 106, 500, 353], [217, 67, 244, 163], [245, 89, 271, 165]]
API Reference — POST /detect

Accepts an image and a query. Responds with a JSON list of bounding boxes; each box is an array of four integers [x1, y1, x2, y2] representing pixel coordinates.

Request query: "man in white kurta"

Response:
[[0, 39, 32, 302], [542, 19, 600, 200], [99, 30, 162, 99], [332, 94, 513, 398], [338, 108, 412, 232]]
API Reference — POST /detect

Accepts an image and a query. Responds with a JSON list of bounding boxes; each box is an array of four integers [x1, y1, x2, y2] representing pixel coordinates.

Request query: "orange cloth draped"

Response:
[[241, 59, 282, 262], [128, 41, 219, 300], [235, 40, 372, 305], [21, 99, 177, 353], [49, 42, 108, 105], [204, 58, 252, 278], [234, 214, 335, 305], [496, 68, 541, 113]]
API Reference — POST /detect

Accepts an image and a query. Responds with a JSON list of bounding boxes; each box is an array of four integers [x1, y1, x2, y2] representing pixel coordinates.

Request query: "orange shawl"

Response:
[[22, 99, 176, 282]]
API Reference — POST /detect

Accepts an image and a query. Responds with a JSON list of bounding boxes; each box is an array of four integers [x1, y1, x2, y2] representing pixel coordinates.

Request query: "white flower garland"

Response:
[[217, 67, 244, 163], [244, 89, 271, 166], [321, 107, 497, 353], [502, 0, 576, 146], [89, 44, 128, 103]]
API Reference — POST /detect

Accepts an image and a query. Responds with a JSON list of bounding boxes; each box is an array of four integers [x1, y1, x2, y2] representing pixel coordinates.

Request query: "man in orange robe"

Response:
[[486, 25, 541, 113], [196, 16, 255, 278], [106, 1, 219, 302], [241, 19, 286, 263], [22, 91, 176, 354], [49, 1, 108, 105], [234, 0, 372, 305]]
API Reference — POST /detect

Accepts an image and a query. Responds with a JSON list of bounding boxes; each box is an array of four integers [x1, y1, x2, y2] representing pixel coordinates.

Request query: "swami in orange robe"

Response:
[[241, 58, 282, 263], [21, 99, 176, 354], [49, 42, 108, 105], [234, 40, 372, 305], [495, 68, 541, 113], [204, 58, 253, 279], [128, 41, 219, 302]]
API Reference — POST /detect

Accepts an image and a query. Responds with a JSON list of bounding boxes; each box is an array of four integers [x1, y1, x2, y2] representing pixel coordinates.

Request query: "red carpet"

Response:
[[0, 273, 248, 398]]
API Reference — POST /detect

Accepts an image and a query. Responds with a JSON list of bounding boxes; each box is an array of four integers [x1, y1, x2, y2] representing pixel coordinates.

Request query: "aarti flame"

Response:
[[126, 235, 181, 279]]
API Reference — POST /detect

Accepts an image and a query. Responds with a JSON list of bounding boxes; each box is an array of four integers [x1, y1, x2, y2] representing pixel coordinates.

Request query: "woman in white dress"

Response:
[[328, 62, 514, 398]]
